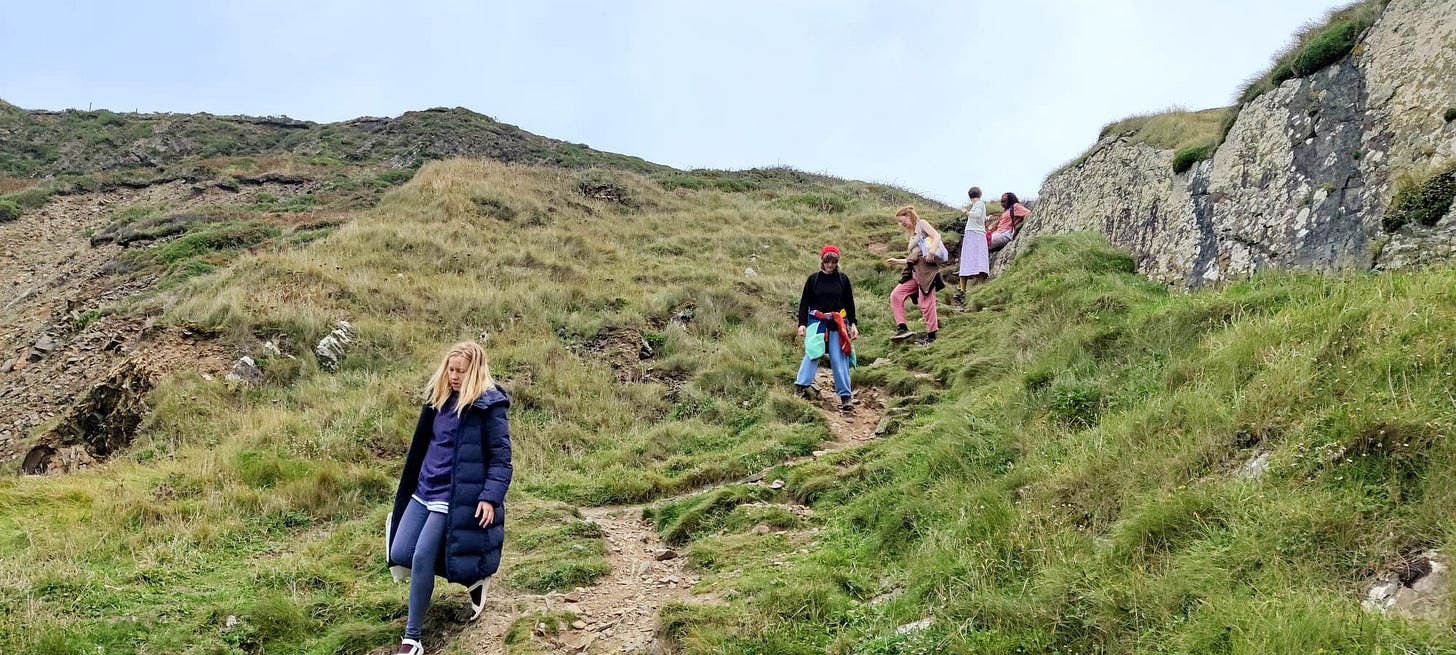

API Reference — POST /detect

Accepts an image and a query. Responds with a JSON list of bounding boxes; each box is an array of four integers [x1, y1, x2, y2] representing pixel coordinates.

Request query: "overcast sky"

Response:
[[0, 0, 1350, 204]]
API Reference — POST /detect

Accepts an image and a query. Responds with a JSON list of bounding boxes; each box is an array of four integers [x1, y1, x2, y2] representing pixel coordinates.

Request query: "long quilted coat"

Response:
[[387, 387, 512, 584]]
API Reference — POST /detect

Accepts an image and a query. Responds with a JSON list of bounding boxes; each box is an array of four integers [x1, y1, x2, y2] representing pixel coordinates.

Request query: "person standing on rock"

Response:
[[954, 186, 990, 304], [988, 192, 1031, 253], [386, 341, 512, 655], [886, 206, 945, 346], [796, 244, 859, 412]]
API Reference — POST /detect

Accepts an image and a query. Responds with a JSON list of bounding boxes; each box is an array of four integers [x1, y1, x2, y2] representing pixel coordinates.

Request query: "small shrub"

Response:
[[781, 192, 849, 214], [1444, 107, 1456, 123], [1383, 165, 1456, 231], [374, 166, 415, 187], [0, 197, 19, 222], [1289, 19, 1362, 76], [1172, 144, 1214, 174], [2, 186, 52, 209]]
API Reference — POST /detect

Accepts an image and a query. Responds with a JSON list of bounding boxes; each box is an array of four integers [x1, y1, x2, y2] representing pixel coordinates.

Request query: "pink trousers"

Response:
[[890, 279, 938, 332]]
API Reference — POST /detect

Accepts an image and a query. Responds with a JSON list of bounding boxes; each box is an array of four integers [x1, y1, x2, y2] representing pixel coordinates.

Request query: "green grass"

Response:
[[8, 151, 1456, 653], [0, 158, 947, 653], [655, 233, 1456, 653], [1053, 107, 1228, 178], [0, 197, 18, 222], [1172, 144, 1215, 174]]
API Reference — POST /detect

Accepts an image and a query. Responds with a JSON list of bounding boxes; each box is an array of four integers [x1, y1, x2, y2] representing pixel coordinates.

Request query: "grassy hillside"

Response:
[[659, 235, 1456, 653], [5, 154, 1456, 654], [0, 159, 946, 654], [0, 102, 665, 179]]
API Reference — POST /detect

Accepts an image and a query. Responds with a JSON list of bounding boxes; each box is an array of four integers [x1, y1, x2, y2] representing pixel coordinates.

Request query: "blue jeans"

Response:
[[796, 319, 851, 399], [390, 499, 446, 640]]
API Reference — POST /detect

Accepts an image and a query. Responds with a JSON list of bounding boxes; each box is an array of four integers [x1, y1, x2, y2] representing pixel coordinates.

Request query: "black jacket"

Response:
[[797, 271, 857, 327], [388, 387, 512, 584]]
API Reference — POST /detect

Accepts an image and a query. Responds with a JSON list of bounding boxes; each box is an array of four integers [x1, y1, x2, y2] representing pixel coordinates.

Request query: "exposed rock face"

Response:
[[1010, 0, 1456, 285]]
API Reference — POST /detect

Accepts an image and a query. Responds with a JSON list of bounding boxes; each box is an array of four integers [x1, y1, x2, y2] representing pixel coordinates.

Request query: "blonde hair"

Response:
[[894, 205, 940, 253], [424, 341, 496, 415]]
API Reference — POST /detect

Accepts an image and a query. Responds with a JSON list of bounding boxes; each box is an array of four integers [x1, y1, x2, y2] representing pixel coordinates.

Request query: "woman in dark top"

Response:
[[386, 341, 512, 655], [795, 244, 859, 412]]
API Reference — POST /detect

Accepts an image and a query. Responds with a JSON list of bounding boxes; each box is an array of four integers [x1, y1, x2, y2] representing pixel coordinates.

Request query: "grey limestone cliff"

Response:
[[1006, 0, 1456, 285]]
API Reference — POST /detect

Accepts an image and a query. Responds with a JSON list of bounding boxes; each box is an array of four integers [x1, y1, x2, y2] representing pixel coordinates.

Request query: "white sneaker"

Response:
[[397, 638, 423, 655], [468, 578, 491, 621]]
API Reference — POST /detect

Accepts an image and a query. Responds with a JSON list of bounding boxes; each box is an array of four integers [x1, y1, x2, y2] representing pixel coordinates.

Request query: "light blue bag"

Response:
[[803, 321, 827, 360]]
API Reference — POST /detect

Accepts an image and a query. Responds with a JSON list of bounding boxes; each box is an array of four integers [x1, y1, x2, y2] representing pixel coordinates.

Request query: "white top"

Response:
[[964, 200, 987, 234]]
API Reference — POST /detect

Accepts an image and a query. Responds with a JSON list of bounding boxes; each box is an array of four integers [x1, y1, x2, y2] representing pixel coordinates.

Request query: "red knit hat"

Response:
[[820, 244, 841, 259]]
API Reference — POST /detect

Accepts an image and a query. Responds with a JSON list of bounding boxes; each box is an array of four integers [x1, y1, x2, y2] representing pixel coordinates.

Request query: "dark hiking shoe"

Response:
[[795, 384, 819, 399], [953, 290, 966, 305], [915, 331, 938, 346], [890, 325, 915, 342], [839, 397, 854, 413]]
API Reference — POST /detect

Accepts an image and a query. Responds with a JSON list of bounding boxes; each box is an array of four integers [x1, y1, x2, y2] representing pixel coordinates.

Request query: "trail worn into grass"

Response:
[[451, 369, 889, 654]]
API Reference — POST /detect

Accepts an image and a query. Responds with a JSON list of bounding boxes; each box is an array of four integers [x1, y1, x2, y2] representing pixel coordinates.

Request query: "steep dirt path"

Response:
[[450, 369, 889, 654], [458, 503, 703, 655]]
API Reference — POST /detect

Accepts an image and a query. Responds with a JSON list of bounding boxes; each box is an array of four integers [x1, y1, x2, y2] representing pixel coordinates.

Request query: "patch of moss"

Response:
[[1172, 144, 1214, 174], [1383, 165, 1456, 231]]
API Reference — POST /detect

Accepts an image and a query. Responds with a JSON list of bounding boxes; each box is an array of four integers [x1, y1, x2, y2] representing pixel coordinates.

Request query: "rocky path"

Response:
[[449, 368, 890, 654]]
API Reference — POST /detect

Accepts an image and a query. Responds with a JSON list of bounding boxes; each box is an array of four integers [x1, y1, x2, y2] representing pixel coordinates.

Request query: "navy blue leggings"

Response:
[[390, 499, 446, 640]]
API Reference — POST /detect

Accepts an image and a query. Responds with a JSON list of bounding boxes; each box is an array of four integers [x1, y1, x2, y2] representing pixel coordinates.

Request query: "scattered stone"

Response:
[[1237, 451, 1271, 479], [571, 620, 587, 630], [314, 320, 355, 371], [895, 618, 934, 635], [225, 356, 263, 385], [812, 450, 827, 457], [874, 416, 893, 435], [261, 341, 283, 357], [1363, 550, 1450, 621], [223, 615, 240, 630], [752, 524, 772, 536], [744, 267, 758, 277], [564, 589, 583, 603], [33, 335, 57, 353], [632, 561, 653, 578], [869, 358, 890, 367], [0, 358, 14, 373], [654, 549, 678, 561], [769, 479, 785, 490], [561, 632, 593, 653], [638, 336, 654, 360]]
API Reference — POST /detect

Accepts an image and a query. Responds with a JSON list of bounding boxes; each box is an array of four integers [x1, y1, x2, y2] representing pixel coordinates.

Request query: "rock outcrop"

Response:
[[1009, 0, 1456, 285]]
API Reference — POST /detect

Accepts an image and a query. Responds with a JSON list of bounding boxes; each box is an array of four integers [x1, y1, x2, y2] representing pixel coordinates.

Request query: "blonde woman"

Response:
[[884, 205, 945, 345], [386, 341, 512, 655]]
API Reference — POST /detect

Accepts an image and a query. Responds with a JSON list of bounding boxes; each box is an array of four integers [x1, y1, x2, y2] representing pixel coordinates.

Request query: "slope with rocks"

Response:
[[1009, 0, 1456, 285], [0, 154, 949, 654]]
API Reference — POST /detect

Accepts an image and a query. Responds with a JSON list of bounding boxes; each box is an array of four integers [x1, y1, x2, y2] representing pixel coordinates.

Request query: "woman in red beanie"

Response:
[[795, 244, 858, 412]]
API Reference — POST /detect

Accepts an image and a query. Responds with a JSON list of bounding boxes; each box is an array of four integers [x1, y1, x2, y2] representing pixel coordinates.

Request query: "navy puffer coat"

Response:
[[387, 387, 512, 585]]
